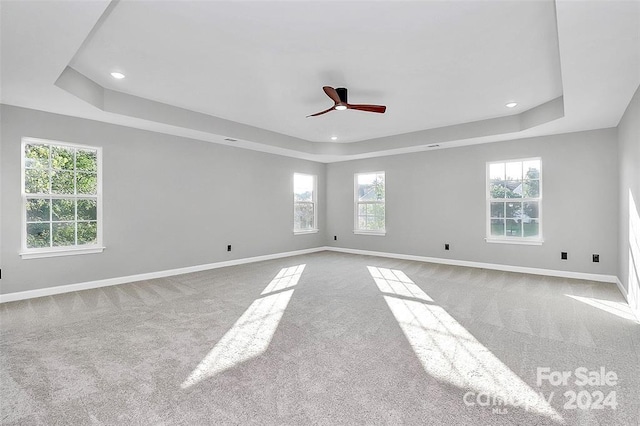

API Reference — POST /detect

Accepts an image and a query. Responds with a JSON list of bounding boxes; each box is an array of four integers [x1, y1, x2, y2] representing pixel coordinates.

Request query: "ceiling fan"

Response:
[[307, 86, 386, 117]]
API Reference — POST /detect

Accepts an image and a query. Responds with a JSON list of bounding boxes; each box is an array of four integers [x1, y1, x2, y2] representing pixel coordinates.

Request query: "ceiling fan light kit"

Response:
[[307, 86, 387, 117]]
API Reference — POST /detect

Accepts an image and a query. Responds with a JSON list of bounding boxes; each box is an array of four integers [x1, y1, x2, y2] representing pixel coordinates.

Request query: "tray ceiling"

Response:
[[1, 0, 638, 162]]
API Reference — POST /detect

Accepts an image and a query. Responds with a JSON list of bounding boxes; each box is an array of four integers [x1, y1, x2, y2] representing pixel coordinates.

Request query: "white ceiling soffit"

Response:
[[2, 1, 639, 163]]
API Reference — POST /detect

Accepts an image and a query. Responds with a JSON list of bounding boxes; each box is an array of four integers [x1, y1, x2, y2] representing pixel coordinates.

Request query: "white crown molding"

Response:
[[55, 66, 564, 163]]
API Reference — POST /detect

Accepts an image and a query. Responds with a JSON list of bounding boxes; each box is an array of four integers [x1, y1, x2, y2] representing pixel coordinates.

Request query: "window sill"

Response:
[[353, 230, 386, 236], [294, 229, 319, 235], [485, 238, 543, 246], [20, 246, 105, 259]]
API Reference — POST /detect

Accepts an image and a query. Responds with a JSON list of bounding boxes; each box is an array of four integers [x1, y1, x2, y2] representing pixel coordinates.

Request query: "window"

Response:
[[487, 158, 541, 244], [21, 137, 103, 258], [355, 171, 385, 235], [293, 173, 317, 234]]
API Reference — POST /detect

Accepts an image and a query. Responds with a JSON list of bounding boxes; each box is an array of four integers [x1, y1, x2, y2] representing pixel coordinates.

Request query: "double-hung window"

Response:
[[354, 171, 385, 235], [21, 137, 103, 258], [487, 158, 541, 244], [293, 173, 317, 234]]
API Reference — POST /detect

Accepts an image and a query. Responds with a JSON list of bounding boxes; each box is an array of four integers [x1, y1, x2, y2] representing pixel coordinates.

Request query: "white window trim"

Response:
[[485, 157, 543, 245], [353, 229, 387, 236], [484, 238, 543, 246], [294, 229, 319, 235], [293, 173, 318, 235], [354, 171, 386, 235], [20, 246, 105, 260], [20, 137, 104, 259]]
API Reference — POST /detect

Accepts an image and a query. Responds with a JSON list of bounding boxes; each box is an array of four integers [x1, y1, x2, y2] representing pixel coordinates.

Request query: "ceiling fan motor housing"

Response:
[[336, 87, 348, 103]]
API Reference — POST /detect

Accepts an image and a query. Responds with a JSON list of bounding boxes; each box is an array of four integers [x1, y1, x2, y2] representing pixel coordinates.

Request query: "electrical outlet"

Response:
[[445, 243, 450, 250], [593, 254, 599, 263], [227, 245, 232, 252], [561, 252, 567, 260], [334, 235, 337, 241]]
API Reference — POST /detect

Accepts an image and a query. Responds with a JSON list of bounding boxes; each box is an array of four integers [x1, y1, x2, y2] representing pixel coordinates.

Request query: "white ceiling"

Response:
[[70, 0, 563, 143], [1, 0, 638, 162]]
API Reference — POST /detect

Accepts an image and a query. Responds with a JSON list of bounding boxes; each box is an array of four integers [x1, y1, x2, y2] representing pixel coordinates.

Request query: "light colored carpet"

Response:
[[1, 251, 639, 425]]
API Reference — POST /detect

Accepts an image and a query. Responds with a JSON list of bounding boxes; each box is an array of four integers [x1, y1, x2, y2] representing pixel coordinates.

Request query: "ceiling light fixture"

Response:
[[335, 105, 347, 111], [331, 136, 338, 141], [505, 102, 518, 108], [110, 72, 125, 79]]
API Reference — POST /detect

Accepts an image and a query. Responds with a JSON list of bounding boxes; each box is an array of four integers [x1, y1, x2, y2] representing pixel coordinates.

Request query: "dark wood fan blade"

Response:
[[347, 104, 387, 113], [323, 86, 341, 104], [306, 106, 335, 117]]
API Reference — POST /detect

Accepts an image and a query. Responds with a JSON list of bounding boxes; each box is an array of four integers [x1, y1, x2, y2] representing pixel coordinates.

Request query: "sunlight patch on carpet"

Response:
[[566, 294, 638, 323], [181, 265, 305, 388], [261, 264, 306, 295], [369, 266, 564, 423]]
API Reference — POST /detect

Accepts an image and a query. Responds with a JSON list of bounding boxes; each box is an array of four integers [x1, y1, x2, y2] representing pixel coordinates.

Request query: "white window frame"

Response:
[[293, 173, 318, 235], [20, 137, 104, 259], [486, 157, 543, 245], [354, 171, 386, 236]]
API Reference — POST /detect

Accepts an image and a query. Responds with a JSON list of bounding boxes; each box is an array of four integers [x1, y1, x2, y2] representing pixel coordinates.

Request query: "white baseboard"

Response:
[[325, 246, 619, 283], [616, 277, 640, 323], [0, 247, 325, 303], [616, 278, 627, 302], [0, 245, 626, 305]]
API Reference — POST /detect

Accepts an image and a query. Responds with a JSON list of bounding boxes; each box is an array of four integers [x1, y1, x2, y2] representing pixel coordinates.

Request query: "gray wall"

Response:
[[0, 103, 628, 297], [326, 129, 619, 275], [0, 105, 326, 295], [617, 86, 640, 311]]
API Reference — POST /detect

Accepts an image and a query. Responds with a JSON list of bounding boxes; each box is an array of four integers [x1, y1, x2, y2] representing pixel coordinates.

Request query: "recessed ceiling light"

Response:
[[505, 102, 518, 108], [335, 105, 347, 111], [110, 72, 125, 79], [331, 136, 338, 141]]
